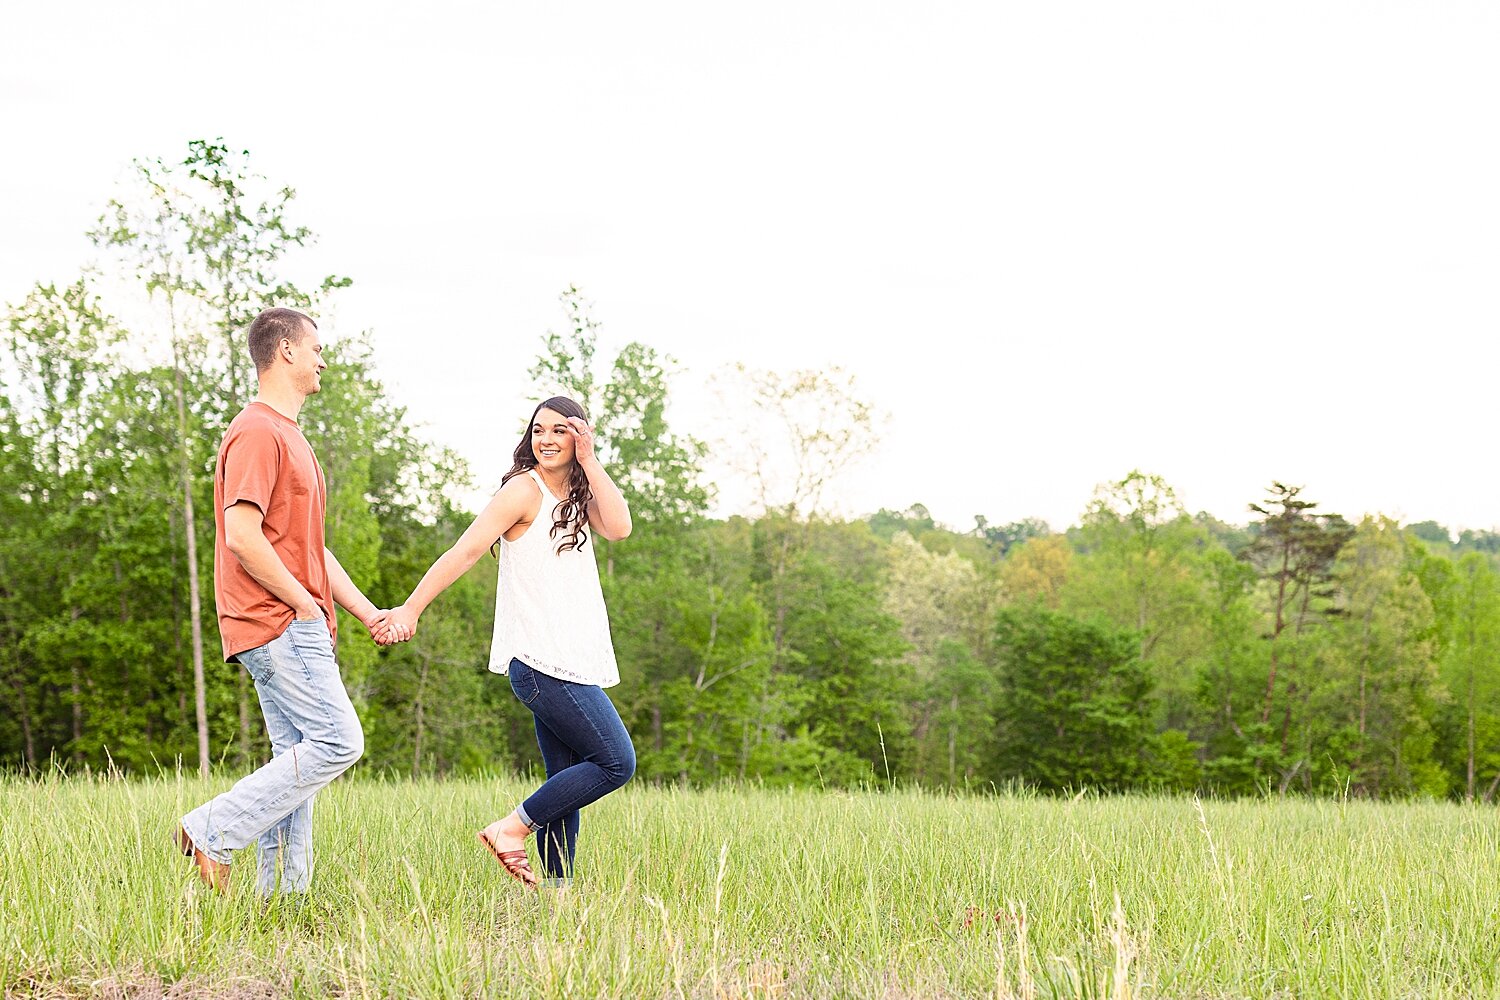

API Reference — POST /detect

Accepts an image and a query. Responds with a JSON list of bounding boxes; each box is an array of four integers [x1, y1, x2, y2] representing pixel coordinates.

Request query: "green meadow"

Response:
[[2, 773, 1496, 999]]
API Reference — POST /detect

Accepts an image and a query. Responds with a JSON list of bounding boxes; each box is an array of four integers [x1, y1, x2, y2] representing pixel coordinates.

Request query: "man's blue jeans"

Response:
[[180, 618, 364, 895], [508, 658, 635, 882]]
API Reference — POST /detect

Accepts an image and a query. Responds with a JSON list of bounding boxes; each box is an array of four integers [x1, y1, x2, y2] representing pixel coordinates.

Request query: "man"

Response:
[[175, 307, 407, 895]]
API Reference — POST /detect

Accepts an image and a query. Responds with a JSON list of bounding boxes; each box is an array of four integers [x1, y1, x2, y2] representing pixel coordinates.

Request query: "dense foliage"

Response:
[[5, 143, 1500, 801]]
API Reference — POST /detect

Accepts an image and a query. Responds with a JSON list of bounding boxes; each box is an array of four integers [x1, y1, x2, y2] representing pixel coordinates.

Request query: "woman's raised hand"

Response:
[[566, 416, 596, 464], [374, 604, 419, 646]]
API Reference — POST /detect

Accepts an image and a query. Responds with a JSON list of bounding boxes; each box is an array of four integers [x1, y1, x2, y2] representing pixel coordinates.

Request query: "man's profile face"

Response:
[[285, 321, 326, 396]]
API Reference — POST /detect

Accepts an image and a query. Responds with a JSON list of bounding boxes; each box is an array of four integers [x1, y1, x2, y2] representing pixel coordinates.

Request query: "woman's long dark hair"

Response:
[[498, 396, 594, 554]]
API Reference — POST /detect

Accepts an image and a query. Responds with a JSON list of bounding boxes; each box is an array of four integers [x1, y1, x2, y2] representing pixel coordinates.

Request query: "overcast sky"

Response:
[[4, 2, 1497, 533]]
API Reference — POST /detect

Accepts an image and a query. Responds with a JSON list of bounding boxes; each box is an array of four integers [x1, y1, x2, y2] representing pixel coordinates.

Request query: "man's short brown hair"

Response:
[[248, 308, 316, 372]]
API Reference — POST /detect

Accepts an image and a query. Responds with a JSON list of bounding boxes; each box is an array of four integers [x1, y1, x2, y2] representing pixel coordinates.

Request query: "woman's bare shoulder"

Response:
[[489, 471, 543, 531], [495, 472, 541, 499]]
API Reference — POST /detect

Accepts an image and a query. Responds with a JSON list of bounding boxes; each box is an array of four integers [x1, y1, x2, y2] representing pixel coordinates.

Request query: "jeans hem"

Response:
[[521, 771, 616, 830], [180, 816, 233, 866]]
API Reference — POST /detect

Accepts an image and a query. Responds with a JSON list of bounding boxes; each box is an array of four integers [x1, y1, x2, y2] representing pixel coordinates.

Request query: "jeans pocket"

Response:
[[509, 659, 542, 706], [286, 618, 330, 649], [240, 645, 276, 684]]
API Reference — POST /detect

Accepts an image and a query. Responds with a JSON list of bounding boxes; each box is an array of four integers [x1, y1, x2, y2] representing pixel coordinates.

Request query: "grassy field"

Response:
[[1, 772, 1497, 999]]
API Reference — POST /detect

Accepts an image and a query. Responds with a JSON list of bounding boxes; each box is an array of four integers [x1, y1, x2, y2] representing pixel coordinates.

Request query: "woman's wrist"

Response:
[[579, 456, 606, 478]]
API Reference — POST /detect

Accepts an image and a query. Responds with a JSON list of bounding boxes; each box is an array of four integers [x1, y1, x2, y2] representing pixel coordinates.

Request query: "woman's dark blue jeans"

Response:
[[508, 658, 636, 881]]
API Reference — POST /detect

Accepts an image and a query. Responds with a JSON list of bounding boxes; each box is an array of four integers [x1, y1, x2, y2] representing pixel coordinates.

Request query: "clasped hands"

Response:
[[365, 605, 419, 647]]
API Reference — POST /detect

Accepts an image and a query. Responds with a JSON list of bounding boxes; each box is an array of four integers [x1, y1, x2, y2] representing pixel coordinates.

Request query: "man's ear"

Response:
[[280, 338, 295, 363]]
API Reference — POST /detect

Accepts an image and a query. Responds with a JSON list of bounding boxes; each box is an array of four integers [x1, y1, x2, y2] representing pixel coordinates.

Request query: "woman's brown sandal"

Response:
[[476, 831, 538, 889]]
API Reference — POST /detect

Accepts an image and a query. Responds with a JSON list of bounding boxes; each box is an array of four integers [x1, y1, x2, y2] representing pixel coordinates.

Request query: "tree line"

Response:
[[4, 142, 1499, 801]]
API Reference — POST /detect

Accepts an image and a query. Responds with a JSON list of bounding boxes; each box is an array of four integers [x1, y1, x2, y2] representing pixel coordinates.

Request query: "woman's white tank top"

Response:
[[487, 469, 620, 687]]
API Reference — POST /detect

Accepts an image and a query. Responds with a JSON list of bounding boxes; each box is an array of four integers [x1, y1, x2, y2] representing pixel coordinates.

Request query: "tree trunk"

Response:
[[1274, 580, 1317, 754], [168, 506, 188, 732], [947, 692, 958, 785], [1136, 535, 1151, 661], [1357, 669, 1367, 737], [412, 655, 429, 778], [1467, 659, 1477, 802], [224, 311, 242, 413], [1261, 547, 1291, 724], [738, 720, 751, 781], [1357, 610, 1372, 740], [67, 606, 83, 763], [10, 675, 35, 768], [176, 359, 212, 778], [113, 562, 135, 732], [71, 665, 82, 763], [1279, 685, 1296, 757], [178, 419, 211, 779]]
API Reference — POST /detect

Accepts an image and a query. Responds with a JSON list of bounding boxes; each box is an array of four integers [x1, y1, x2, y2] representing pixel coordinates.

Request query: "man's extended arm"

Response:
[[323, 546, 380, 627]]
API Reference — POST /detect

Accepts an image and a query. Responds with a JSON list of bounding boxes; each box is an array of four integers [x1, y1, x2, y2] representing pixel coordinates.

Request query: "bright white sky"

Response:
[[3, 2, 1497, 533]]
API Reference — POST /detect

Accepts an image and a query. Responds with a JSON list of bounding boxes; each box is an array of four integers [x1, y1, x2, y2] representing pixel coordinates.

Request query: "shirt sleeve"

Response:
[[220, 423, 280, 514]]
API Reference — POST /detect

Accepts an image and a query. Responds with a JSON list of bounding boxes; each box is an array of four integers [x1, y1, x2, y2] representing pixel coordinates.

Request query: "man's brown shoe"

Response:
[[174, 824, 230, 893]]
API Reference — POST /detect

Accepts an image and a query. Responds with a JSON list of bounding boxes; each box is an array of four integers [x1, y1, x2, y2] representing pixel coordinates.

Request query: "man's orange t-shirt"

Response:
[[213, 402, 337, 662]]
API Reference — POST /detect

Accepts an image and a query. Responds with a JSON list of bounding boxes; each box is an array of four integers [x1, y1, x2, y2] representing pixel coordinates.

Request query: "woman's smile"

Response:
[[532, 408, 575, 465]]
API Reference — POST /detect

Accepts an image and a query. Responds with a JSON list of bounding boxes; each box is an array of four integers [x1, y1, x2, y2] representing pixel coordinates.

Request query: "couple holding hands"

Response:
[[174, 308, 634, 896]]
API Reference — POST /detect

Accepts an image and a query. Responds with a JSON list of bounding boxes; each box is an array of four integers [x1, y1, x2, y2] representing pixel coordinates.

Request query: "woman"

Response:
[[379, 396, 635, 888]]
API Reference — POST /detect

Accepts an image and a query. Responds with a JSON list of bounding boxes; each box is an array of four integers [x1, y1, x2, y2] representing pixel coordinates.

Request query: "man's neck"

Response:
[[252, 383, 306, 422]]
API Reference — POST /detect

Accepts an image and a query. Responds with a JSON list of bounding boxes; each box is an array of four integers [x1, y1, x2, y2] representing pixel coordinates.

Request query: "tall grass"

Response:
[[2, 771, 1496, 998]]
